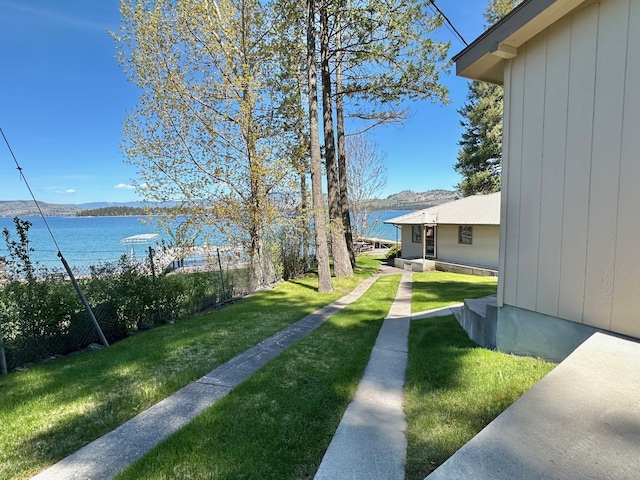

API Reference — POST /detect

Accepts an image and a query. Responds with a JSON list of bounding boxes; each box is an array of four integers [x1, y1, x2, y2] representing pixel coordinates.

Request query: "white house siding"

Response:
[[400, 224, 499, 269], [437, 225, 499, 270], [500, 0, 640, 338], [401, 225, 423, 258]]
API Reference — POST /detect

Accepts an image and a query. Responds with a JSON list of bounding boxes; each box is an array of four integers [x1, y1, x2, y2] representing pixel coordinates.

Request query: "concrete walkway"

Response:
[[31, 275, 381, 480], [314, 273, 462, 480], [30, 266, 470, 480]]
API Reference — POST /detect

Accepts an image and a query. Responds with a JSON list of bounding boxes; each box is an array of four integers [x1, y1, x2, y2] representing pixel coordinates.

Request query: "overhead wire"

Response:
[[1, 126, 110, 347], [428, 0, 469, 47], [1, 127, 63, 253]]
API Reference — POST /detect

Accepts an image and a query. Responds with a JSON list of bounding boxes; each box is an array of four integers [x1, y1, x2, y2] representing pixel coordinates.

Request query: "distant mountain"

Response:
[[372, 189, 459, 211], [68, 201, 145, 210], [0, 200, 181, 217], [0, 191, 456, 218], [0, 201, 80, 217]]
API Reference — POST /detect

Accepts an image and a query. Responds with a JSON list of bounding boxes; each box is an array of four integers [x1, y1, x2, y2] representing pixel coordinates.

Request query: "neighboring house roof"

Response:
[[453, 0, 590, 84], [384, 192, 500, 226]]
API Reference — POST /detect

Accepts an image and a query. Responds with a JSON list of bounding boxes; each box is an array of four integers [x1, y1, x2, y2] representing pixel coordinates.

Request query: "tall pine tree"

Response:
[[454, 0, 522, 196]]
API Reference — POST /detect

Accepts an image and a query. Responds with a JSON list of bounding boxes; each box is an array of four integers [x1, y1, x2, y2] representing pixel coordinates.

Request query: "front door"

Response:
[[425, 226, 435, 257]]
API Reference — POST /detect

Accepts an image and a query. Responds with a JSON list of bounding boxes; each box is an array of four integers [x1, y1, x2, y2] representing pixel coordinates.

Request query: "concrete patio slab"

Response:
[[427, 332, 640, 480]]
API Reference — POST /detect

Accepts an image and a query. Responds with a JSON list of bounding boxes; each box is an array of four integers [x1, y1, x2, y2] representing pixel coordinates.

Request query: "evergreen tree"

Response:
[[454, 0, 521, 196], [454, 80, 503, 196]]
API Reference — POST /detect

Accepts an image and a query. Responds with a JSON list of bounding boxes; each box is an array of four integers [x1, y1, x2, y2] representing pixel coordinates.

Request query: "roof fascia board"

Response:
[[454, 0, 589, 84]]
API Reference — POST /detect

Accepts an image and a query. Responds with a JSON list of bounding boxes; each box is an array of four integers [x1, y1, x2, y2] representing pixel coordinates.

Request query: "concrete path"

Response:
[[314, 271, 412, 480], [31, 275, 380, 480], [427, 332, 640, 480], [314, 274, 462, 480]]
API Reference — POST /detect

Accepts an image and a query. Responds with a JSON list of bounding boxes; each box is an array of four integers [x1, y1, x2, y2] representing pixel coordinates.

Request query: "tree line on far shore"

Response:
[[75, 206, 169, 217]]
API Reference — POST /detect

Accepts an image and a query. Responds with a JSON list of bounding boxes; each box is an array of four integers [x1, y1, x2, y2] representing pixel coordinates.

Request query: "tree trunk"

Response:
[[306, 0, 333, 293], [320, 5, 352, 277], [334, 21, 356, 268], [300, 170, 310, 268]]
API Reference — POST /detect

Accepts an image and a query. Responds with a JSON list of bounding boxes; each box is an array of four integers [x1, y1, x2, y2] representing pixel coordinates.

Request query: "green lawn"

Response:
[[117, 274, 401, 480], [0, 256, 380, 480], [412, 271, 498, 312], [404, 315, 555, 479], [1, 261, 553, 480]]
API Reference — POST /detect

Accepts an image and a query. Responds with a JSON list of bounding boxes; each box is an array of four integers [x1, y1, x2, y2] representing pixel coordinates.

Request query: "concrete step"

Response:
[[427, 332, 640, 480], [458, 295, 497, 349]]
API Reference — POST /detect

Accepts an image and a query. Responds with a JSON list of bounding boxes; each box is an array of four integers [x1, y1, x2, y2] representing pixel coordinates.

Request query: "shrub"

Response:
[[386, 243, 401, 259]]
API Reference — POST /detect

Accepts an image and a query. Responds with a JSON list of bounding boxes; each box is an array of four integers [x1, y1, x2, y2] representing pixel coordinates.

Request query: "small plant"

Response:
[[2, 217, 36, 281], [386, 243, 401, 259]]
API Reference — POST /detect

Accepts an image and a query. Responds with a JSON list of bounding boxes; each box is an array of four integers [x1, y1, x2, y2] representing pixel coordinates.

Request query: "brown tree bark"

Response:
[[306, 0, 333, 292], [320, 4, 353, 277], [334, 21, 356, 268]]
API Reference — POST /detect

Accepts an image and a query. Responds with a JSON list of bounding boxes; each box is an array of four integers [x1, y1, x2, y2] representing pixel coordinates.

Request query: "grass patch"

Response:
[[0, 255, 381, 480], [117, 274, 402, 480], [412, 271, 498, 313], [404, 315, 555, 479]]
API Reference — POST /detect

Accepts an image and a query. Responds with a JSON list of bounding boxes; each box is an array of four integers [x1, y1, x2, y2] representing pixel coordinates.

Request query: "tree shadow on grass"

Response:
[[405, 315, 553, 480]]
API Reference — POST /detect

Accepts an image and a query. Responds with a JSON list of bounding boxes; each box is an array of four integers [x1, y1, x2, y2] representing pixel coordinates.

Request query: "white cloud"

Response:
[[114, 183, 136, 190], [55, 189, 76, 195]]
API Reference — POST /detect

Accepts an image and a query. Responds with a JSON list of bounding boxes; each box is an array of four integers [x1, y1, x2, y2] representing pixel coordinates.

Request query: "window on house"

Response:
[[459, 225, 472, 245], [412, 225, 421, 243]]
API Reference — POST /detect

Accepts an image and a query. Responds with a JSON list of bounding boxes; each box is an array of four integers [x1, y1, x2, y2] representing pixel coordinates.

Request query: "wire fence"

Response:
[[0, 247, 251, 373]]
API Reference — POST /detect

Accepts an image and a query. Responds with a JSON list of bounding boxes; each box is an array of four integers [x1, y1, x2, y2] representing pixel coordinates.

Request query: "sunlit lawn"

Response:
[[412, 271, 498, 312], [117, 274, 401, 479], [1, 259, 550, 480], [0, 256, 380, 480]]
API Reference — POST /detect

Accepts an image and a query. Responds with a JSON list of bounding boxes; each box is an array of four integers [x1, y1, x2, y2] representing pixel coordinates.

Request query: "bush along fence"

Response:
[[0, 246, 250, 374]]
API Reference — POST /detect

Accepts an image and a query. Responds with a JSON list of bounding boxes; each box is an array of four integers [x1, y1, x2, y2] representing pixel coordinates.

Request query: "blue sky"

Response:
[[0, 0, 487, 204]]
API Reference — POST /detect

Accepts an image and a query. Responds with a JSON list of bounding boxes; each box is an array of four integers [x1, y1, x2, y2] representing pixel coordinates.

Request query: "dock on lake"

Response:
[[355, 236, 396, 252]]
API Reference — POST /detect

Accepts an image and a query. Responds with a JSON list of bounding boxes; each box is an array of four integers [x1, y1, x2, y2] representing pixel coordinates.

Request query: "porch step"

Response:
[[458, 295, 497, 349]]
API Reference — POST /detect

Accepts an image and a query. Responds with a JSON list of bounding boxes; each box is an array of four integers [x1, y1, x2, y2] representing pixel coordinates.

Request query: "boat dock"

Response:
[[355, 236, 396, 252]]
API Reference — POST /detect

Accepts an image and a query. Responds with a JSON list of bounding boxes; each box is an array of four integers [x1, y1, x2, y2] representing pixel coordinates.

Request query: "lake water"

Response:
[[0, 210, 410, 270]]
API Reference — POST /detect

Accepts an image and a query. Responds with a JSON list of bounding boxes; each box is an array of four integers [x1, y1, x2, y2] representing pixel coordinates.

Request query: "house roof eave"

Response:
[[454, 0, 593, 84]]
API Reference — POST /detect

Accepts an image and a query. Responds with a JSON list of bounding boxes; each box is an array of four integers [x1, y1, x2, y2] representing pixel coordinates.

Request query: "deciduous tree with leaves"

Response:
[[114, 0, 297, 290]]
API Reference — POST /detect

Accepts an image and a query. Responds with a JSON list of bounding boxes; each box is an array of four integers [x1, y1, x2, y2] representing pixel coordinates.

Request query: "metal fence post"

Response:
[[58, 252, 109, 348], [216, 247, 227, 300], [0, 318, 7, 375]]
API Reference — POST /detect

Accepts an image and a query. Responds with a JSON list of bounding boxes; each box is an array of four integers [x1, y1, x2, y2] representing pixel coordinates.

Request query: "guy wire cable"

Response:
[[1, 127, 62, 253], [0, 127, 109, 347]]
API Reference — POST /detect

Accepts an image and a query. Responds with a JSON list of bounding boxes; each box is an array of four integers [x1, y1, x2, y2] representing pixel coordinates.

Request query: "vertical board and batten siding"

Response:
[[536, 18, 570, 316], [611, 0, 640, 336], [436, 225, 499, 270], [582, 0, 628, 331], [501, 0, 640, 337], [557, 5, 597, 325], [515, 37, 546, 312], [500, 58, 525, 307]]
